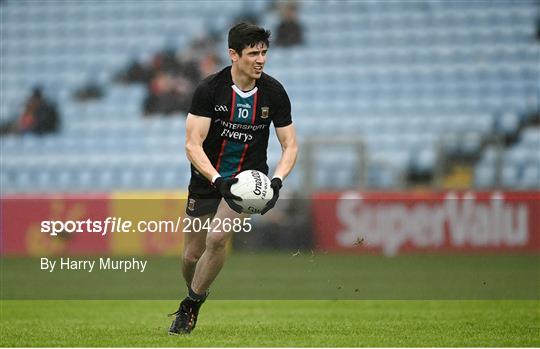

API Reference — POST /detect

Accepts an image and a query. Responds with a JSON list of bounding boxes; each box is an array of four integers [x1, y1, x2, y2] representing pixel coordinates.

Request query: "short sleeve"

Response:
[[189, 82, 214, 118], [272, 85, 292, 128]]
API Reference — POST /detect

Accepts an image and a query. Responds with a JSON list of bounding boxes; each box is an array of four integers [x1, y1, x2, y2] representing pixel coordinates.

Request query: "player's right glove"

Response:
[[213, 176, 243, 214], [260, 177, 282, 215]]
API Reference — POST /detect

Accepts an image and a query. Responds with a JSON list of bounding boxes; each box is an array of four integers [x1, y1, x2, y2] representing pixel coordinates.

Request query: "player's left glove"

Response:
[[260, 177, 282, 215], [214, 176, 244, 214]]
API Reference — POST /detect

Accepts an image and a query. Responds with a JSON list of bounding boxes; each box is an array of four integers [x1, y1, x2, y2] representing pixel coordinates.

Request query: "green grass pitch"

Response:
[[1, 253, 539, 346], [1, 300, 538, 347], [3, 253, 539, 299]]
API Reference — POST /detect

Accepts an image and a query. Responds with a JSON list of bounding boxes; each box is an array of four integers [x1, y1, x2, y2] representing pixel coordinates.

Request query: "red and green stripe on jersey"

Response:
[[215, 86, 258, 177]]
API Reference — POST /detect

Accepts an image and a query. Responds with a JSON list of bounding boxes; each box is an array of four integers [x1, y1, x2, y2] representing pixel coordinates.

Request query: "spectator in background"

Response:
[[1, 87, 60, 136], [143, 70, 194, 116], [275, 2, 304, 47], [73, 81, 104, 102], [198, 53, 221, 79], [186, 32, 223, 80], [116, 32, 223, 117], [115, 59, 153, 85]]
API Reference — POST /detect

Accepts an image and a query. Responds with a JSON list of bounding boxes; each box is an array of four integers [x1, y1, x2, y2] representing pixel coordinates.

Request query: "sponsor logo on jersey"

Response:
[[218, 119, 267, 131], [261, 107, 269, 119], [215, 105, 228, 112], [220, 128, 253, 142]]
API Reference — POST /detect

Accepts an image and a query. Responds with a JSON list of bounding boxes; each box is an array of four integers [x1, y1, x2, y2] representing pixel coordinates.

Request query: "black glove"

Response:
[[214, 176, 243, 214], [260, 177, 282, 215]]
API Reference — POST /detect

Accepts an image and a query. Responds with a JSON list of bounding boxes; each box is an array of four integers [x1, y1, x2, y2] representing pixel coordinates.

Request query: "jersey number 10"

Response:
[[238, 108, 249, 119]]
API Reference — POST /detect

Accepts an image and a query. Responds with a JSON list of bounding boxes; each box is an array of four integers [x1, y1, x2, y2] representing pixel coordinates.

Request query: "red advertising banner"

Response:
[[312, 191, 540, 256], [1, 194, 111, 256], [1, 193, 186, 256]]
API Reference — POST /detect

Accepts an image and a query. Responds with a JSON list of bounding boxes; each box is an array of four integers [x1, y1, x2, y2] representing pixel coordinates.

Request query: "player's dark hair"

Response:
[[228, 22, 271, 56]]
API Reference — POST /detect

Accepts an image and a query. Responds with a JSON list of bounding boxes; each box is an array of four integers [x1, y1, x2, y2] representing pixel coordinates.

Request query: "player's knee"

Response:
[[205, 233, 228, 252], [183, 250, 202, 266]]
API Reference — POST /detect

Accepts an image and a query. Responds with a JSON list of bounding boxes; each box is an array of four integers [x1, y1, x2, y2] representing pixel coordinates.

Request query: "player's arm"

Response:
[[185, 113, 243, 212], [272, 124, 298, 181], [185, 113, 219, 182]]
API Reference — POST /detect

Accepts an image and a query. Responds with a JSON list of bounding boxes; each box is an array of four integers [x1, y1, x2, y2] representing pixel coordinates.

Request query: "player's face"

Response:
[[232, 42, 267, 80]]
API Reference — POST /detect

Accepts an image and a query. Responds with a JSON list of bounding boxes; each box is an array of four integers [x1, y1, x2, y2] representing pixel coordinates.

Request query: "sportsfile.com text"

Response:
[[41, 217, 252, 236]]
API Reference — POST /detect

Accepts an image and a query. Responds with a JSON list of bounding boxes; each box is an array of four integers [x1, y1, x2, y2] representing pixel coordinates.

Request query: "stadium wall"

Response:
[[1, 191, 539, 256], [1, 192, 186, 256], [313, 191, 540, 256]]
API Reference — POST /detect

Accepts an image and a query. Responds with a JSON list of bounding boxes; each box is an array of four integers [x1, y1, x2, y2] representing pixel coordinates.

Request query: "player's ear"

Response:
[[228, 48, 239, 62]]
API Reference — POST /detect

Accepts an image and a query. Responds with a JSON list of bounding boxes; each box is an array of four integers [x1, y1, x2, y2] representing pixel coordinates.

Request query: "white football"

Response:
[[230, 170, 274, 214]]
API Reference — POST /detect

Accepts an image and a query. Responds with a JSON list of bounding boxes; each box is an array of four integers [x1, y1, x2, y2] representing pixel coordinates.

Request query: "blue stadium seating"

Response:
[[1, 0, 539, 193]]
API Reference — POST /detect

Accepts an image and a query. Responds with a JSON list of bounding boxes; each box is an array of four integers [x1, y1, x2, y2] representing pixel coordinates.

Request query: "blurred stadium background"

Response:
[[1, 0, 539, 293], [2, 0, 539, 193]]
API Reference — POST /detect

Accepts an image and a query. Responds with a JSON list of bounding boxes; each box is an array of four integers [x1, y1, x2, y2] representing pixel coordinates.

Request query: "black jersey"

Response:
[[189, 66, 292, 181]]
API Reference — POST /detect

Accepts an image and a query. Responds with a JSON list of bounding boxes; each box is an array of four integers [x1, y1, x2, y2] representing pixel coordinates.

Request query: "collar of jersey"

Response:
[[231, 84, 258, 99]]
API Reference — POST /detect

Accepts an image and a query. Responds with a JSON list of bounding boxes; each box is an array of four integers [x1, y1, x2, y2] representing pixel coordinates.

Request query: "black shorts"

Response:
[[185, 175, 223, 217]]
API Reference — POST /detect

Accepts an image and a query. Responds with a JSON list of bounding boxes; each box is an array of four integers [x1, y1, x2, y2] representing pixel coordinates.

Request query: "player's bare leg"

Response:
[[190, 199, 246, 295], [169, 213, 212, 335], [169, 202, 244, 335], [181, 214, 211, 286]]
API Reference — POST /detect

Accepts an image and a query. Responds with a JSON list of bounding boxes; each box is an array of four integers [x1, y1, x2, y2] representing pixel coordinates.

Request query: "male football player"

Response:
[[168, 23, 298, 335]]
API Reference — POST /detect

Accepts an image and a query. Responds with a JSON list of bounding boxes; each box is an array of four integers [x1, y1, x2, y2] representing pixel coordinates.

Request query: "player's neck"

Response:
[[231, 65, 256, 91]]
